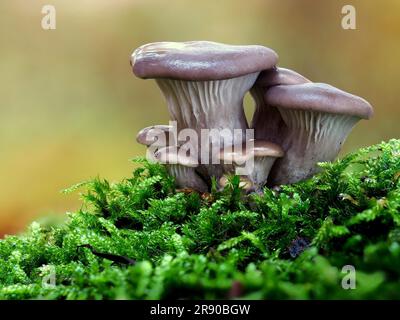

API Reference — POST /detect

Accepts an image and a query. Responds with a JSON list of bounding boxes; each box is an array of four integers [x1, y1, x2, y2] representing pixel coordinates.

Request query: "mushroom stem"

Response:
[[250, 85, 286, 144], [167, 164, 208, 192], [245, 156, 279, 189]]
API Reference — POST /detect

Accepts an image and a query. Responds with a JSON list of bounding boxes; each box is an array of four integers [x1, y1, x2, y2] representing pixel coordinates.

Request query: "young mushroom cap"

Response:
[[219, 140, 284, 163], [250, 67, 311, 143], [154, 146, 198, 167], [255, 67, 311, 88], [218, 140, 284, 190], [136, 125, 173, 147], [154, 146, 208, 192], [264, 82, 373, 185], [131, 41, 278, 181]]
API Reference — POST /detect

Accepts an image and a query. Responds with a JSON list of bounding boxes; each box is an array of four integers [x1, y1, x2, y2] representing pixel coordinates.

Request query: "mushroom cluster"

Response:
[[131, 41, 373, 192]]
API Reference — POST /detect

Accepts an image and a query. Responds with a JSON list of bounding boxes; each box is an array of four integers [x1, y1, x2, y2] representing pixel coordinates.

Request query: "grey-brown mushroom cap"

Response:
[[136, 125, 172, 146], [131, 41, 278, 81], [264, 83, 374, 119], [255, 67, 311, 88], [154, 146, 199, 167], [219, 140, 284, 163]]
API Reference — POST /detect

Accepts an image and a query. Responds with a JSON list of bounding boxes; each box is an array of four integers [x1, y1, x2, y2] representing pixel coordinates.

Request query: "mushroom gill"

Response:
[[264, 83, 373, 185], [250, 67, 311, 144]]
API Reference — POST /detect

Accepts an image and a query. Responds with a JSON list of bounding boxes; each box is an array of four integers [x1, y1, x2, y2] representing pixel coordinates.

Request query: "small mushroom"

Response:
[[218, 175, 254, 192], [136, 125, 174, 161], [136, 125, 174, 147], [131, 41, 278, 179], [154, 146, 208, 192], [218, 139, 284, 191], [264, 83, 373, 185], [250, 67, 311, 144]]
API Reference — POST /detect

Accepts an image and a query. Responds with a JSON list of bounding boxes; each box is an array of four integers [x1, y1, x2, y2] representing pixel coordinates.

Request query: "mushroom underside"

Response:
[[156, 72, 259, 179], [268, 109, 360, 185], [156, 72, 258, 136]]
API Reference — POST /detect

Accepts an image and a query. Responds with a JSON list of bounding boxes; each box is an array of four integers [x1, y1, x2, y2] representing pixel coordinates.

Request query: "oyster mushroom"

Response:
[[131, 41, 278, 179], [218, 175, 253, 192], [218, 139, 284, 191], [136, 124, 174, 148], [136, 125, 175, 161], [154, 146, 208, 192], [264, 83, 374, 185], [250, 67, 311, 144]]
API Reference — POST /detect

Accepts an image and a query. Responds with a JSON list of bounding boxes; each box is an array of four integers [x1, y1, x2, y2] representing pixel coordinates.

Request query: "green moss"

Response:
[[0, 140, 399, 299]]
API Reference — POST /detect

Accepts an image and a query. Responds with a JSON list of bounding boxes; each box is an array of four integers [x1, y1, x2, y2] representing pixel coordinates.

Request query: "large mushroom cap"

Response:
[[264, 83, 373, 119], [255, 67, 311, 88], [219, 139, 284, 163], [131, 41, 278, 81]]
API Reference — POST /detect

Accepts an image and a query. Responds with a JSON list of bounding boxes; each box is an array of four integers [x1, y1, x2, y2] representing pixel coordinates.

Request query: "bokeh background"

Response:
[[0, 0, 399, 236]]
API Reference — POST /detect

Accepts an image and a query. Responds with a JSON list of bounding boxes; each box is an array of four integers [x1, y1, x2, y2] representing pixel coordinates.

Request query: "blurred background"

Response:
[[0, 0, 399, 236]]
